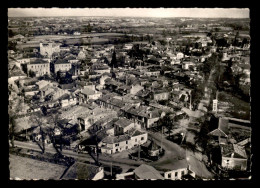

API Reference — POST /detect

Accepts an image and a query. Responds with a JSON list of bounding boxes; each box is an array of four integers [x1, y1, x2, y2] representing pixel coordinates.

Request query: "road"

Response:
[[147, 131, 213, 179], [13, 140, 143, 170]]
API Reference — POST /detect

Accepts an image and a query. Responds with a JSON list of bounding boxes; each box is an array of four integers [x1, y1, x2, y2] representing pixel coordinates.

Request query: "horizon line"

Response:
[[8, 15, 250, 19]]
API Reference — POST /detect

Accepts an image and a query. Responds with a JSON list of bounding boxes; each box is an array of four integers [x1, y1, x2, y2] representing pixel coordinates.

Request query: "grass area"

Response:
[[218, 91, 250, 120], [9, 154, 67, 180]]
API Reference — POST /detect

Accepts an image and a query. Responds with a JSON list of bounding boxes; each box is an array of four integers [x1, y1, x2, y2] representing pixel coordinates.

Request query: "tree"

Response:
[[194, 116, 211, 153], [110, 50, 118, 69], [47, 113, 64, 154], [8, 98, 23, 147], [28, 70, 36, 78], [158, 112, 175, 138], [8, 29, 15, 38], [30, 114, 48, 153]]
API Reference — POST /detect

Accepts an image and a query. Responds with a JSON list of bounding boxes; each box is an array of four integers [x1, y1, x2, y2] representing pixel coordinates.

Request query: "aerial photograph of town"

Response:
[[8, 8, 251, 180]]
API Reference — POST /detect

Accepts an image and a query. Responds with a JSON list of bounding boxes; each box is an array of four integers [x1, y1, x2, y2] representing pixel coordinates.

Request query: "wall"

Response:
[[147, 117, 160, 128], [130, 133, 148, 147], [27, 63, 50, 77], [54, 63, 72, 73], [164, 168, 188, 180], [222, 157, 247, 171], [154, 92, 169, 101]]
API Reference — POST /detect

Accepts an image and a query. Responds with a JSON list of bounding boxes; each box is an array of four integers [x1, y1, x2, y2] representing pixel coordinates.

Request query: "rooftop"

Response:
[[114, 118, 134, 128], [62, 162, 102, 180], [30, 59, 49, 64], [55, 59, 70, 64], [134, 164, 164, 180]]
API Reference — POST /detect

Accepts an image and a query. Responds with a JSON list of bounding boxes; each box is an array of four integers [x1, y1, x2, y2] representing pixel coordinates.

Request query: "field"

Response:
[[218, 91, 250, 120], [9, 154, 67, 180], [17, 33, 125, 49]]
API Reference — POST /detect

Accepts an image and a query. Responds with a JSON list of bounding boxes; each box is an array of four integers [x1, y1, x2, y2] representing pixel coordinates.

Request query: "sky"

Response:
[[8, 8, 250, 18]]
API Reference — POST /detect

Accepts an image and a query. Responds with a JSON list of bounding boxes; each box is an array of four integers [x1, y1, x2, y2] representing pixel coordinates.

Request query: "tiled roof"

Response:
[[134, 164, 164, 180], [114, 118, 133, 128], [55, 59, 70, 64], [218, 118, 229, 136], [30, 59, 49, 64], [102, 134, 130, 144], [62, 162, 102, 180]]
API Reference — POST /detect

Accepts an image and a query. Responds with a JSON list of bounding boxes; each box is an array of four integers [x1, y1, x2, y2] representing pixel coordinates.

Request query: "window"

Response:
[[141, 137, 144, 140], [126, 141, 128, 144], [115, 143, 119, 147], [126, 146, 128, 149], [168, 173, 171, 179], [175, 172, 178, 177], [181, 171, 184, 176], [135, 139, 137, 142]]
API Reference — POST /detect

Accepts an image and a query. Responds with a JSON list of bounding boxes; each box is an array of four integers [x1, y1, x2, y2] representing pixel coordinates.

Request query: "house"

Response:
[[78, 107, 118, 131], [100, 128, 147, 154], [62, 162, 104, 180], [182, 61, 196, 70], [208, 117, 251, 171], [114, 118, 135, 136], [79, 85, 102, 103], [145, 70, 160, 77], [27, 59, 50, 77], [77, 50, 86, 60], [73, 31, 81, 35], [176, 52, 184, 60], [59, 93, 77, 108], [123, 43, 134, 50], [52, 59, 72, 73], [100, 134, 131, 154], [221, 144, 248, 171], [130, 83, 144, 95], [161, 159, 196, 180], [123, 106, 162, 129], [153, 89, 170, 101], [8, 65, 27, 85]]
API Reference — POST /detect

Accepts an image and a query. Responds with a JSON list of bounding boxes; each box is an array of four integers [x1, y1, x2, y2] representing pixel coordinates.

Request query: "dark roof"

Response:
[[218, 118, 229, 136], [55, 59, 70, 64], [114, 118, 133, 128], [134, 164, 164, 180], [30, 59, 49, 64], [142, 139, 160, 151], [102, 134, 130, 144], [62, 162, 102, 180]]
